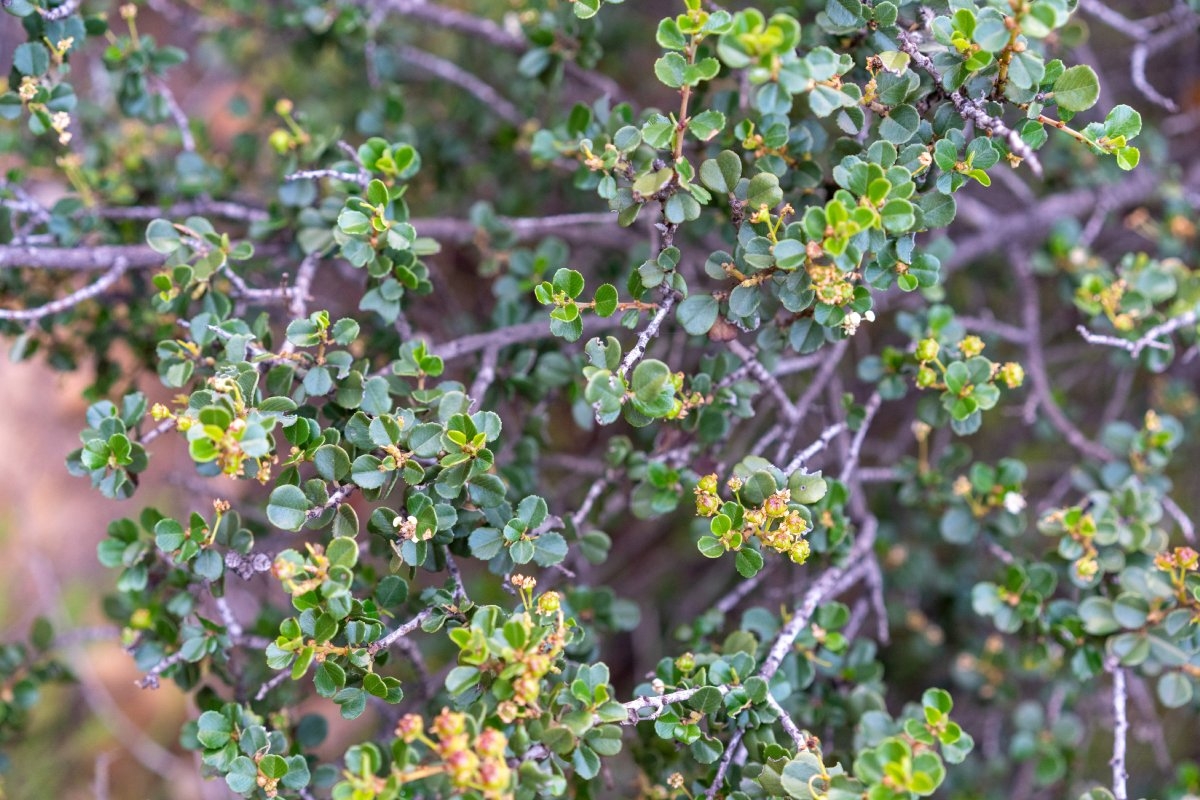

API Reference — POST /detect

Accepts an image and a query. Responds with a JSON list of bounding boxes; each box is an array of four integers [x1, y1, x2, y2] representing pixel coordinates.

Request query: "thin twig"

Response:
[[368, 608, 434, 656], [284, 168, 370, 186], [616, 290, 678, 381], [0, 243, 163, 271], [1106, 656, 1129, 800], [1162, 495, 1196, 543], [136, 649, 188, 689], [255, 670, 290, 702], [279, 253, 321, 357], [1076, 309, 1197, 358], [94, 199, 269, 223], [289, 253, 320, 321], [151, 77, 196, 151], [838, 392, 882, 483], [443, 547, 468, 602], [764, 693, 808, 750], [1130, 27, 1186, 112], [431, 316, 620, 362], [714, 561, 775, 615], [214, 594, 243, 641], [362, 0, 621, 97], [305, 484, 357, 521], [469, 345, 500, 402], [93, 751, 114, 800], [895, 30, 1042, 176], [783, 423, 846, 475], [704, 727, 745, 800]]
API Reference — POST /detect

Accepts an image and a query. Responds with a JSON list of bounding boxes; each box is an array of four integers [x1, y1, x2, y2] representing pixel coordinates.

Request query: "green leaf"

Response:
[[676, 294, 719, 335], [1053, 65, 1100, 112], [313, 445, 351, 482], [688, 109, 726, 141], [551, 268, 585, 299], [13, 43, 49, 77], [879, 104, 920, 144], [226, 756, 259, 794], [746, 172, 783, 209], [1104, 105, 1142, 139], [654, 53, 688, 88], [735, 547, 764, 577], [259, 754, 289, 780], [196, 711, 233, 749], [146, 219, 182, 254], [593, 284, 619, 317], [699, 150, 743, 193], [1157, 672, 1193, 708], [267, 484, 311, 531]]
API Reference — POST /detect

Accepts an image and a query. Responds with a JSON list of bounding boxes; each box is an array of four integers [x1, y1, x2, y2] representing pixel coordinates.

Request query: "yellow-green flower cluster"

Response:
[[395, 709, 514, 799], [694, 474, 812, 564]]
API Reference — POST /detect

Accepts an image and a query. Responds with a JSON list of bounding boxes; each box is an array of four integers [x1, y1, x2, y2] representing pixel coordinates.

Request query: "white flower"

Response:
[[1002, 492, 1026, 515], [840, 309, 876, 336]]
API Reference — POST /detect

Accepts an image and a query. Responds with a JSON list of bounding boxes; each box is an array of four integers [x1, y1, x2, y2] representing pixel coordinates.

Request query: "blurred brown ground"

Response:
[[0, 359, 218, 800]]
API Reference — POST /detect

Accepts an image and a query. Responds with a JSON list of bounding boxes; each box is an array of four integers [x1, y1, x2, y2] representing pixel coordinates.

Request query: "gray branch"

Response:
[[1106, 656, 1130, 800], [1076, 309, 1197, 358], [895, 30, 1042, 176], [0, 258, 129, 321], [396, 44, 522, 125]]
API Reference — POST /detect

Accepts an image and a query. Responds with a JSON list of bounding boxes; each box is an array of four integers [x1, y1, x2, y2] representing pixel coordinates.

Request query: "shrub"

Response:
[[1, 0, 1199, 798]]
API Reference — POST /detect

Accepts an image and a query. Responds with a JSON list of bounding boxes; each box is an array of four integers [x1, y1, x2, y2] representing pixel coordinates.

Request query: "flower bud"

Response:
[[268, 129, 293, 154], [959, 335, 984, 358], [395, 713, 424, 743], [915, 338, 939, 362], [694, 489, 720, 517], [537, 591, 561, 614], [998, 361, 1024, 389]]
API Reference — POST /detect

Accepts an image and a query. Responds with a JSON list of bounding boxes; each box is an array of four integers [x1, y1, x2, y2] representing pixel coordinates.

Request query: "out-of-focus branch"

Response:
[[0, 259, 129, 321], [727, 340, 800, 424], [360, 0, 621, 98], [1014, 252, 1113, 462], [0, 244, 162, 271], [396, 44, 523, 125]]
